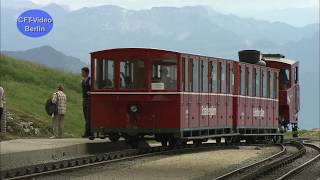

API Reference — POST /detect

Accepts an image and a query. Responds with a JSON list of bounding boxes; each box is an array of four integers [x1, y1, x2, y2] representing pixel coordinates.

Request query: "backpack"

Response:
[[45, 98, 58, 116]]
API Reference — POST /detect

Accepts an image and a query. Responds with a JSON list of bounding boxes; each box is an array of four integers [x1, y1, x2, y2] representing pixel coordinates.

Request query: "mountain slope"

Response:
[[0, 55, 84, 137], [2, 46, 87, 73], [1, 4, 318, 61]]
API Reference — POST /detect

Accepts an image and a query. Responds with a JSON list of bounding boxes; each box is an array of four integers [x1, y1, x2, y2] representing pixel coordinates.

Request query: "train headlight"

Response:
[[129, 105, 138, 113]]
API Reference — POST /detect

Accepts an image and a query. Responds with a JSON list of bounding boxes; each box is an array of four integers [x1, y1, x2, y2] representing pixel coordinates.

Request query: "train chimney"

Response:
[[238, 50, 266, 66]]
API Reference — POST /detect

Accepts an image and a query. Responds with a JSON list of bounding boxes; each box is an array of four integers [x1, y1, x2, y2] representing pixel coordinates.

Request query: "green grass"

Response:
[[0, 54, 84, 138], [285, 130, 320, 139]]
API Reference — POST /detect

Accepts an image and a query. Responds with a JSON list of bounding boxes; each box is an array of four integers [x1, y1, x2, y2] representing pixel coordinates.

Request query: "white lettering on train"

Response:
[[253, 108, 265, 117], [201, 105, 216, 116]]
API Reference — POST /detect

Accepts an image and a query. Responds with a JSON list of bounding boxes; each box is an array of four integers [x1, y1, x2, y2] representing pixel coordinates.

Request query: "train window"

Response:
[[201, 60, 209, 92], [279, 69, 290, 87], [262, 70, 267, 97], [192, 59, 199, 92], [151, 59, 177, 90], [294, 67, 299, 83], [221, 63, 226, 93], [270, 72, 274, 98], [255, 68, 260, 97], [217, 62, 221, 93], [240, 65, 246, 95], [185, 58, 189, 91], [274, 72, 278, 99], [211, 62, 217, 93], [94, 59, 114, 89], [229, 64, 234, 94], [120, 60, 146, 89], [189, 58, 193, 91], [248, 67, 252, 96]]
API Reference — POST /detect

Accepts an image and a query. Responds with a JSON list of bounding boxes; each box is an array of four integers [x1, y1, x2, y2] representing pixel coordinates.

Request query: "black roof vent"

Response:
[[263, 54, 285, 58]]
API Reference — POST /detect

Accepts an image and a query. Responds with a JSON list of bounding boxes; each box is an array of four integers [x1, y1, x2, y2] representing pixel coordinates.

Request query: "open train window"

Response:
[[201, 60, 209, 92], [210, 62, 217, 93], [94, 58, 114, 89], [151, 58, 177, 90], [248, 66, 252, 96], [240, 65, 246, 95], [120, 60, 146, 89]]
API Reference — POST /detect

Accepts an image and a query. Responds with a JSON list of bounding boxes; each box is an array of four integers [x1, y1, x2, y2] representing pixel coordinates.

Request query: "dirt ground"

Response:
[[38, 145, 280, 180]]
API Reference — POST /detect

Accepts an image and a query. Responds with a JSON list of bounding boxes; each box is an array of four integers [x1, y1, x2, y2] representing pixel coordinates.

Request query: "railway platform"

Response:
[[0, 138, 132, 171]]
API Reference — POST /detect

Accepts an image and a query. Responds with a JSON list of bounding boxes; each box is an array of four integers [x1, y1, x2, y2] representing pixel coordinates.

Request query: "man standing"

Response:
[[0, 86, 6, 135], [81, 67, 91, 137], [51, 84, 67, 138]]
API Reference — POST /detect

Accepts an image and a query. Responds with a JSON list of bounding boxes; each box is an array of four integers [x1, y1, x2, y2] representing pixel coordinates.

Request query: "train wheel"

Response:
[[216, 137, 221, 144], [193, 139, 202, 146], [276, 135, 284, 143], [169, 138, 178, 147], [225, 137, 232, 144], [161, 140, 168, 147], [109, 133, 120, 142], [125, 136, 139, 148]]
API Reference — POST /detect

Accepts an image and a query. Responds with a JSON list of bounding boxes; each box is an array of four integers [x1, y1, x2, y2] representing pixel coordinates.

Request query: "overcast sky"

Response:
[[29, 0, 319, 12]]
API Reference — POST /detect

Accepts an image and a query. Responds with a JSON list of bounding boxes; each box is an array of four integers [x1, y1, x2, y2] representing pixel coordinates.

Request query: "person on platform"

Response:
[[51, 84, 67, 138], [0, 86, 6, 135], [81, 67, 91, 137]]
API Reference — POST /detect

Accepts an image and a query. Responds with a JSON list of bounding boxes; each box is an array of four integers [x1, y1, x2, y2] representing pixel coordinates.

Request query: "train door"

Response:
[[253, 67, 261, 128], [238, 64, 246, 127], [273, 72, 279, 129], [246, 65, 253, 128], [200, 58, 209, 127], [261, 68, 267, 128], [217, 61, 227, 127], [226, 62, 234, 127], [267, 70, 273, 128], [209, 60, 218, 127], [181, 55, 189, 129], [188, 56, 200, 128]]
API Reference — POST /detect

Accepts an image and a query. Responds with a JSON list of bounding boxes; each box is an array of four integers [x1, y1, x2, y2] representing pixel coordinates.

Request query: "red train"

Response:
[[89, 48, 300, 146]]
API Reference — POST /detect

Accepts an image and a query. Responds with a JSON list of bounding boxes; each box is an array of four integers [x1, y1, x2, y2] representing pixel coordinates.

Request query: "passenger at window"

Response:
[[161, 68, 175, 89]]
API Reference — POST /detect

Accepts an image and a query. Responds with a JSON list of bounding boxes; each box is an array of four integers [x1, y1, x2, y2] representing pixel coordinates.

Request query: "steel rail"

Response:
[[1, 143, 238, 180], [276, 142, 320, 180], [214, 143, 286, 180]]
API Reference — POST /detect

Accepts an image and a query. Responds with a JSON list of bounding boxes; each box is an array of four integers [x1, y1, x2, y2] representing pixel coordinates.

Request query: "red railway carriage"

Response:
[[89, 48, 299, 145], [263, 54, 300, 136]]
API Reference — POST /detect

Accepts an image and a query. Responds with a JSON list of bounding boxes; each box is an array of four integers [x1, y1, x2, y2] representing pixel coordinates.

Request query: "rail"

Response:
[[276, 142, 320, 180], [1, 143, 238, 180]]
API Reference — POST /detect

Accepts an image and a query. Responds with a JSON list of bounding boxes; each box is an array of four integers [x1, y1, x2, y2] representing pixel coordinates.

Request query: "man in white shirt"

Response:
[[51, 84, 67, 138]]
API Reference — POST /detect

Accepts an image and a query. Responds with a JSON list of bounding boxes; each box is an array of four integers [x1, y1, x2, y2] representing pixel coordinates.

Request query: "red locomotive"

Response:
[[89, 48, 300, 146]]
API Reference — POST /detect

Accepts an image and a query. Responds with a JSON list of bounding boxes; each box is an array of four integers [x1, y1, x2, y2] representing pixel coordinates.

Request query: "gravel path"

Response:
[[37, 145, 280, 180]]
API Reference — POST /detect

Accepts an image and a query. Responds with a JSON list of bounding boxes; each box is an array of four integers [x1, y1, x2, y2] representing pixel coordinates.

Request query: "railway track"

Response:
[[1, 142, 239, 180], [215, 140, 320, 180]]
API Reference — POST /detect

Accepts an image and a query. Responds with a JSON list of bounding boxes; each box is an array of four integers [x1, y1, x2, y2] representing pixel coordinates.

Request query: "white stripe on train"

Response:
[[90, 92, 278, 101]]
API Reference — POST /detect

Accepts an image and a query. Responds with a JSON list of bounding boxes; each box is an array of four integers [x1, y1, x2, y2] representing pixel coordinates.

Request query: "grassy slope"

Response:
[[0, 55, 84, 137]]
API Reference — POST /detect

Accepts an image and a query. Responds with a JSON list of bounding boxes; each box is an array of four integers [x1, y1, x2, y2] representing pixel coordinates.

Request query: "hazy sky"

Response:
[[29, 0, 319, 13]]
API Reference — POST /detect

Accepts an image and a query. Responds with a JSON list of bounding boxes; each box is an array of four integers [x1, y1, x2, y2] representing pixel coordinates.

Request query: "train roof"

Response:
[[263, 57, 298, 66]]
